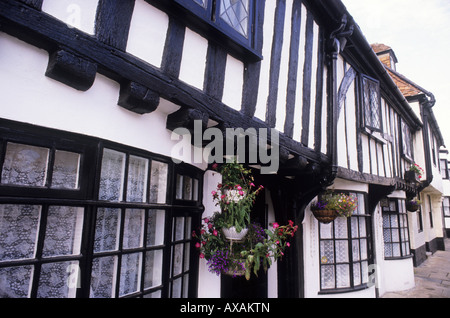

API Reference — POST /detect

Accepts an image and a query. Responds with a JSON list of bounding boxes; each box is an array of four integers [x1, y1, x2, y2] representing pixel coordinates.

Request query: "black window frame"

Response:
[[442, 197, 450, 218], [400, 119, 413, 161], [360, 75, 382, 132], [171, 0, 262, 61], [0, 119, 203, 298], [382, 199, 412, 259], [318, 192, 373, 294], [440, 159, 449, 179]]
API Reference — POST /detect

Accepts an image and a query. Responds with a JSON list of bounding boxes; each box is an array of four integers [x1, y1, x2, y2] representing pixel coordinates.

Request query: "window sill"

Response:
[[318, 284, 369, 295], [385, 254, 414, 261]]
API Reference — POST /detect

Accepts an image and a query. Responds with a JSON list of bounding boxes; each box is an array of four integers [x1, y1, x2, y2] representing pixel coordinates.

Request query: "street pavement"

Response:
[[382, 238, 450, 298]]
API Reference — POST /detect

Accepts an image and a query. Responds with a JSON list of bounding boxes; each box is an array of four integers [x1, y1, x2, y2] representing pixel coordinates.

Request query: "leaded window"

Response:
[[319, 192, 371, 292], [382, 199, 411, 258], [0, 122, 202, 298], [401, 120, 413, 159], [175, 0, 255, 48], [361, 75, 382, 131], [443, 197, 450, 218]]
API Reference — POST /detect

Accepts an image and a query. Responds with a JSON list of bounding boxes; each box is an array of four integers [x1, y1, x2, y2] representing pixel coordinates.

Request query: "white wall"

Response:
[[0, 32, 206, 170]]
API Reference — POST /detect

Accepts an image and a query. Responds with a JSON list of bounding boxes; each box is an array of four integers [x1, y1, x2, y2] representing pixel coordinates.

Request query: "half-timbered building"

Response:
[[0, 0, 446, 298]]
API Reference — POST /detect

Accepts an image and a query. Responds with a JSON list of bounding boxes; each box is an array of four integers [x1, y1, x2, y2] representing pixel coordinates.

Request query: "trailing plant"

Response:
[[311, 192, 358, 218], [211, 161, 264, 232], [409, 163, 424, 179], [193, 216, 298, 280]]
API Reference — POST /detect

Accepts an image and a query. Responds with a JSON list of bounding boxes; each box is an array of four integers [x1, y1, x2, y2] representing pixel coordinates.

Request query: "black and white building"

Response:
[[0, 0, 446, 298]]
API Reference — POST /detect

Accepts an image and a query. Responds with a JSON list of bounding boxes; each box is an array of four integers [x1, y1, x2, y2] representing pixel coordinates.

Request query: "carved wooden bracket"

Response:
[[45, 49, 97, 91], [118, 81, 160, 114]]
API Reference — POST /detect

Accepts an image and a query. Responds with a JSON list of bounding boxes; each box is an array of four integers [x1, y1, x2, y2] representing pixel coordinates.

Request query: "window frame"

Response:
[[0, 120, 203, 298], [318, 192, 372, 294], [360, 75, 382, 132], [382, 199, 412, 259], [172, 0, 262, 61]]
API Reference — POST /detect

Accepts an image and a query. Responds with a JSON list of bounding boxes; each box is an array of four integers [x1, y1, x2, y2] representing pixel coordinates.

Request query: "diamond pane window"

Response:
[[382, 199, 411, 258], [362, 76, 382, 131], [319, 192, 371, 291], [219, 0, 250, 38]]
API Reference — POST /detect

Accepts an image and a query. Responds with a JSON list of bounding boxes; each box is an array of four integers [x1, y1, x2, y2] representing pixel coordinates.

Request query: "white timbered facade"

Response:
[[0, 0, 446, 299]]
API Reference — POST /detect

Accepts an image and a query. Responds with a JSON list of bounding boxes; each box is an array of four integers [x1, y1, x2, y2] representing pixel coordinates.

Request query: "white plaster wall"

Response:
[[265, 189, 278, 298], [254, 0, 276, 122], [0, 32, 206, 170], [179, 28, 208, 90], [198, 170, 222, 298], [274, 0, 293, 133], [222, 54, 244, 112], [42, 0, 98, 35], [292, 4, 307, 143], [126, 0, 169, 68], [381, 259, 415, 293]]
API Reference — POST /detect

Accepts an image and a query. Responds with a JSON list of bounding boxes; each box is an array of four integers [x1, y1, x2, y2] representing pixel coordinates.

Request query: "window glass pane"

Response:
[[353, 263, 361, 286], [184, 243, 191, 271], [1, 143, 49, 187], [149, 161, 168, 204], [183, 274, 189, 298], [352, 239, 360, 261], [335, 240, 348, 263], [99, 149, 126, 201], [361, 261, 369, 284], [336, 264, 350, 288], [94, 208, 121, 253], [144, 290, 161, 298], [176, 174, 183, 200], [144, 250, 163, 289], [359, 217, 366, 237], [320, 222, 333, 239], [123, 209, 145, 249], [127, 156, 149, 202], [220, 0, 250, 38], [37, 261, 79, 298], [320, 240, 334, 264], [183, 176, 192, 200], [0, 205, 41, 261], [119, 252, 142, 297], [351, 217, 359, 237], [321, 265, 335, 289], [192, 179, 199, 201], [360, 239, 367, 260], [185, 217, 192, 240], [172, 277, 182, 298], [51, 150, 80, 189], [334, 217, 348, 239], [147, 210, 165, 247], [0, 265, 33, 298], [384, 243, 393, 258], [90, 256, 117, 298], [42, 206, 84, 257], [172, 243, 184, 276], [193, 0, 207, 7], [174, 217, 185, 241]]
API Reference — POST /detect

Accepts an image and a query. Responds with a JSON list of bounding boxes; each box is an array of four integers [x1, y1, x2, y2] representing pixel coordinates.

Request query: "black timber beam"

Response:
[[0, 0, 330, 167]]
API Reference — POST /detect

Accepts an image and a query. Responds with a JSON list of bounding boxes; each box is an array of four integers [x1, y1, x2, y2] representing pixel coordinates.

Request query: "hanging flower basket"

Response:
[[405, 164, 424, 183], [193, 216, 298, 280], [406, 199, 421, 212], [222, 226, 248, 242], [311, 192, 358, 223], [311, 209, 338, 224]]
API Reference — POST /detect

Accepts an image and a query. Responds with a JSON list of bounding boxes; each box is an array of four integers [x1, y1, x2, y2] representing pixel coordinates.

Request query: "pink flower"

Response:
[[200, 253, 205, 259], [192, 231, 196, 237], [236, 185, 242, 190], [195, 242, 201, 249], [276, 240, 280, 245], [250, 182, 255, 187], [221, 194, 226, 199], [286, 242, 290, 247], [200, 229, 206, 235], [211, 191, 217, 196], [202, 241, 206, 246], [208, 223, 213, 229], [239, 190, 244, 196], [204, 218, 209, 224], [273, 222, 279, 229], [212, 163, 218, 170], [213, 229, 218, 236], [288, 220, 294, 227]]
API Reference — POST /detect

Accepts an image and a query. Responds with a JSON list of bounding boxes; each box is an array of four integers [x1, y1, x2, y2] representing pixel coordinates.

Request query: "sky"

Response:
[[341, 0, 450, 148]]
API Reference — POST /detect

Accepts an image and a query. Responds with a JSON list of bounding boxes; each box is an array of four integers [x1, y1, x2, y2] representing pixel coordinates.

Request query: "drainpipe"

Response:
[[326, 14, 354, 183], [418, 93, 436, 193]]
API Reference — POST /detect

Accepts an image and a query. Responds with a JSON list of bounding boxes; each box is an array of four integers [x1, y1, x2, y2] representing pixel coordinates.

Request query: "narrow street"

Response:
[[382, 239, 450, 298]]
